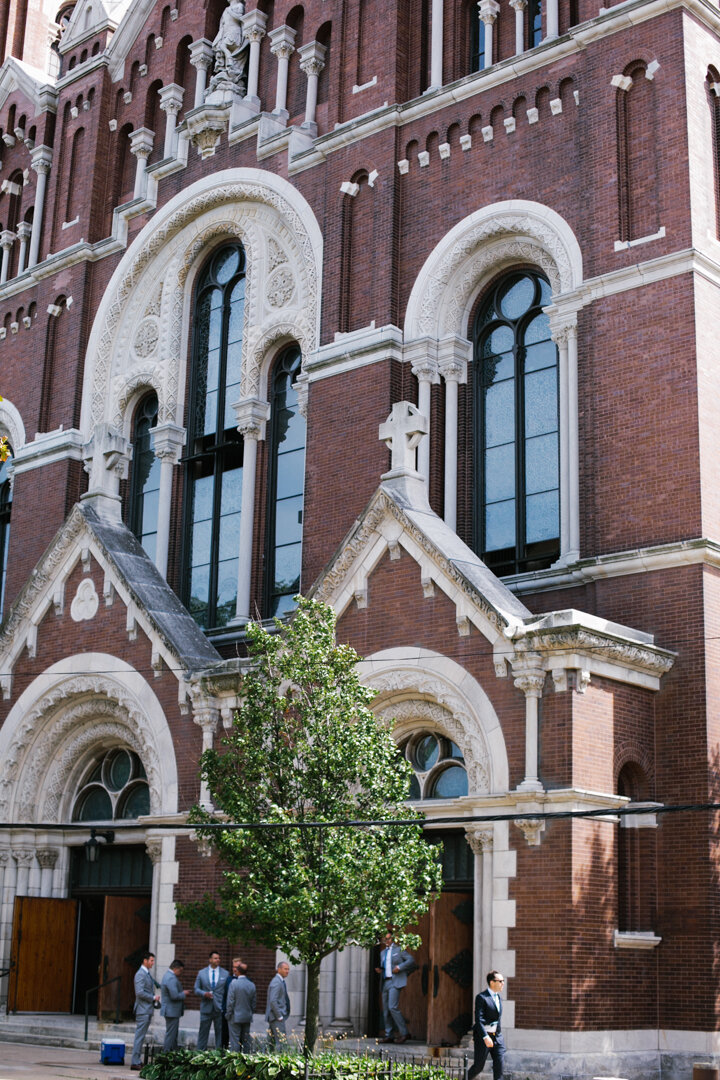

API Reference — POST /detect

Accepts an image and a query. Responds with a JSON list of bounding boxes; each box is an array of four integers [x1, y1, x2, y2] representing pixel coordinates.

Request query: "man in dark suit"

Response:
[[131, 951, 160, 1070], [469, 971, 506, 1080], [194, 950, 229, 1050], [226, 959, 256, 1052], [374, 932, 415, 1044], [265, 960, 291, 1047], [160, 959, 189, 1051]]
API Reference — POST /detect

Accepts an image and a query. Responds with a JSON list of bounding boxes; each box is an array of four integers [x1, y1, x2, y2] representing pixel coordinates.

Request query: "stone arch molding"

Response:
[[80, 168, 324, 437], [0, 654, 178, 824], [404, 200, 584, 340], [361, 647, 509, 795], [0, 395, 26, 455]]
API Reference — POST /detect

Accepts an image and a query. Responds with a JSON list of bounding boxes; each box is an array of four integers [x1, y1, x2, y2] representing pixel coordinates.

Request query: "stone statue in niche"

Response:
[[209, 0, 249, 96]]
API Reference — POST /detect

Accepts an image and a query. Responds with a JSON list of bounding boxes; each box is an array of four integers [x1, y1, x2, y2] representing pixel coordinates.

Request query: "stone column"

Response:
[[13, 848, 34, 898], [429, 0, 444, 89], [509, 0, 527, 54], [438, 337, 470, 533], [478, 0, 500, 68], [0, 848, 15, 1001], [241, 9, 268, 106], [466, 827, 494, 997], [189, 39, 214, 107], [329, 947, 352, 1032], [36, 848, 59, 898], [158, 83, 185, 158], [512, 656, 545, 792], [546, 0, 559, 39], [146, 838, 163, 955], [191, 699, 219, 809], [550, 315, 579, 563], [232, 398, 270, 623], [29, 145, 52, 269], [408, 346, 439, 485], [129, 128, 154, 199], [16, 221, 32, 275], [149, 422, 185, 579], [298, 41, 326, 134], [269, 25, 296, 118], [0, 231, 16, 285]]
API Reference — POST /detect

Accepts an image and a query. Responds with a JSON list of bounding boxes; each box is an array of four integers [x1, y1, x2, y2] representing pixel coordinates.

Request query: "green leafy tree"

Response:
[[180, 597, 442, 1053]]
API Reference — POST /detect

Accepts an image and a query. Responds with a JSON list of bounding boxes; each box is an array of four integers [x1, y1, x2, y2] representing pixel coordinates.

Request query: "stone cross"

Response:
[[378, 401, 428, 474]]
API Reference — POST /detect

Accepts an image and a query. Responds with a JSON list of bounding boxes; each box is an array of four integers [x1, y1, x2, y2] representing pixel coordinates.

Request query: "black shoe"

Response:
[[379, 1036, 394, 1043], [394, 1035, 409, 1044], [130, 1067, 142, 1072]]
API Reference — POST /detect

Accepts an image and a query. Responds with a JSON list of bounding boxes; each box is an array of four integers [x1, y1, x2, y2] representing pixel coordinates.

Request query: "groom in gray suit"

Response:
[[375, 933, 415, 1043], [194, 951, 229, 1049], [160, 959, 189, 1051], [131, 951, 160, 1069]]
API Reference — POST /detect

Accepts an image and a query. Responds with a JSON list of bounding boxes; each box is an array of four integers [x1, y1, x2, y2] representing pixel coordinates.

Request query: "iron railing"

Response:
[[84, 974, 122, 1041]]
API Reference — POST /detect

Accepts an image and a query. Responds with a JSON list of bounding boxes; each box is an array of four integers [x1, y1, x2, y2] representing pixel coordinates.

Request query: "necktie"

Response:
[[211, 969, 216, 989]]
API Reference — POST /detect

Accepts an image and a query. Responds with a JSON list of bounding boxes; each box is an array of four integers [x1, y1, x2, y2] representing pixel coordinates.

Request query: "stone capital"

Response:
[[0, 230, 17, 251], [269, 24, 296, 57], [298, 40, 326, 77], [512, 654, 546, 698], [30, 145, 53, 175], [478, 0, 501, 22], [465, 827, 493, 855], [12, 847, 35, 868], [241, 8, 268, 41], [514, 818, 545, 846], [437, 335, 471, 383], [509, 0, 527, 9], [150, 421, 186, 462], [36, 847, 59, 869], [145, 838, 163, 865], [158, 83, 185, 114], [188, 38, 214, 70], [233, 396, 271, 439], [129, 127, 155, 159], [16, 221, 33, 242]]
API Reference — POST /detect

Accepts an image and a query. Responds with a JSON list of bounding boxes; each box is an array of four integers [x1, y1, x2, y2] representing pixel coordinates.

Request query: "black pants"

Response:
[[469, 1031, 505, 1080]]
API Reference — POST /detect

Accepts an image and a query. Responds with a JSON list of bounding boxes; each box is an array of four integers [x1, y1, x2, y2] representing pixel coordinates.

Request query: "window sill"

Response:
[[613, 930, 661, 950]]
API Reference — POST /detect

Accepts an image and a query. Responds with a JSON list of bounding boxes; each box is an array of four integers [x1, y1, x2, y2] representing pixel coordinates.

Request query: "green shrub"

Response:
[[139, 1049, 458, 1080]]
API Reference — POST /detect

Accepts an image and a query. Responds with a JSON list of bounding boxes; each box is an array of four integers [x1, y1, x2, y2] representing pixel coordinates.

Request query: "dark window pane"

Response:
[[484, 443, 515, 503], [414, 735, 440, 771], [276, 447, 305, 499], [525, 433, 559, 495], [484, 380, 515, 448], [524, 369, 558, 437], [430, 765, 469, 799], [498, 276, 534, 319], [118, 782, 151, 819], [213, 246, 240, 283], [526, 490, 559, 543], [277, 408, 306, 453], [276, 494, 303, 544], [74, 786, 113, 822], [485, 499, 515, 551], [105, 749, 132, 792]]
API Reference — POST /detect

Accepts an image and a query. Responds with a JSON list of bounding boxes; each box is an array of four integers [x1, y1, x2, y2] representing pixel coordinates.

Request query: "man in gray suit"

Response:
[[131, 951, 160, 1070], [265, 960, 291, 1048], [194, 951, 229, 1050], [374, 933, 415, 1043], [225, 959, 257, 1052], [160, 959, 189, 1051]]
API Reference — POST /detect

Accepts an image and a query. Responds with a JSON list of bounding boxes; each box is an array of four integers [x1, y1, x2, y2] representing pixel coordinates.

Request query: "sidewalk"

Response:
[[0, 1042, 138, 1080]]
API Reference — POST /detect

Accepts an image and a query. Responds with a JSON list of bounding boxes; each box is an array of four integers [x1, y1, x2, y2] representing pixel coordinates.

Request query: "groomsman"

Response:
[[194, 951, 229, 1050], [131, 951, 160, 1070], [265, 961, 291, 1047], [160, 959, 189, 1051]]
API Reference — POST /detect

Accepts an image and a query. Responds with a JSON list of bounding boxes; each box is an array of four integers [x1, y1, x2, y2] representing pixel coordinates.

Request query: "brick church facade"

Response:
[[0, 0, 718, 1074]]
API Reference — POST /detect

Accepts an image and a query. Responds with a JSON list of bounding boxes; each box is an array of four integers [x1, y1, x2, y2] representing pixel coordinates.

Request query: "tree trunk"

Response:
[[304, 958, 322, 1055]]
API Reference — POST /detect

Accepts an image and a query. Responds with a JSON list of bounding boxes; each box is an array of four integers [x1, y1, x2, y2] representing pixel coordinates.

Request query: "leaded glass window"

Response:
[[184, 244, 245, 630], [72, 749, 150, 821], [473, 270, 559, 576], [402, 733, 468, 800], [265, 346, 305, 618], [128, 393, 159, 561]]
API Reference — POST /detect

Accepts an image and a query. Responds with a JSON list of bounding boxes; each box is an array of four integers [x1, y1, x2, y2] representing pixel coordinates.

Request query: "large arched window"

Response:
[[0, 452, 11, 619], [128, 393, 159, 560], [472, 270, 559, 576], [265, 346, 305, 618], [183, 244, 245, 630], [72, 748, 150, 821]]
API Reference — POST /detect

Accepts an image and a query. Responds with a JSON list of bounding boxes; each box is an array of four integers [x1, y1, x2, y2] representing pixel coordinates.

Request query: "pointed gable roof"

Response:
[[0, 501, 220, 699], [0, 57, 57, 115], [312, 471, 675, 690], [58, 0, 133, 55]]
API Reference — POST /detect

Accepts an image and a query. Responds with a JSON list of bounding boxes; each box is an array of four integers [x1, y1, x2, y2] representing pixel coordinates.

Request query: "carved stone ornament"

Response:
[[185, 107, 230, 159], [465, 827, 493, 855], [145, 838, 163, 865], [514, 817, 545, 846], [0, 675, 163, 823], [36, 847, 59, 869], [266, 266, 295, 308], [209, 0, 250, 95], [70, 578, 99, 622], [374, 687, 491, 794], [89, 179, 319, 435], [133, 318, 160, 359]]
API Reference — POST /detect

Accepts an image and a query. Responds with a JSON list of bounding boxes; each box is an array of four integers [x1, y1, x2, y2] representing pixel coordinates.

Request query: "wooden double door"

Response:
[[7, 894, 150, 1016], [377, 890, 474, 1046]]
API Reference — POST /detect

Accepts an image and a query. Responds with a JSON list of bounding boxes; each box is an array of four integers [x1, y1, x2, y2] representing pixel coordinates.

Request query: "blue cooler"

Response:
[[100, 1039, 126, 1065]]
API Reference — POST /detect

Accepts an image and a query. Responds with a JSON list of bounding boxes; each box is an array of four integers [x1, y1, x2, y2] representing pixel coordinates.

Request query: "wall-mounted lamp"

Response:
[[85, 828, 115, 863]]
